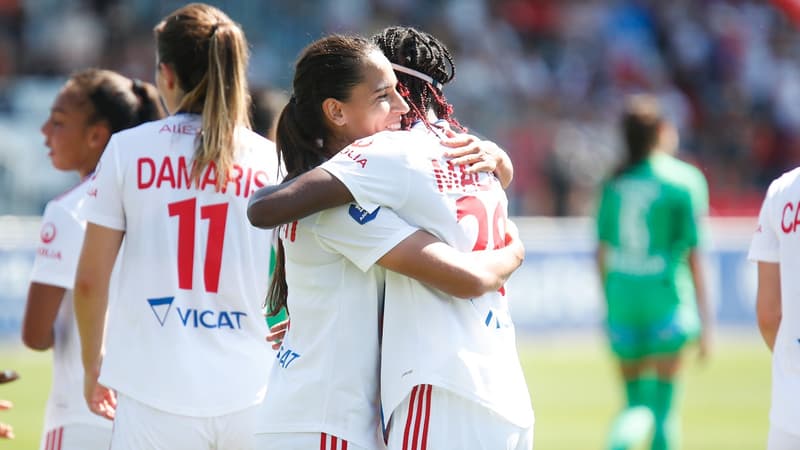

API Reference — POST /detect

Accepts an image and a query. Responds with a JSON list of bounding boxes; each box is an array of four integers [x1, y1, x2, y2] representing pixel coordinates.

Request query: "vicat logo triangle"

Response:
[[147, 297, 175, 326]]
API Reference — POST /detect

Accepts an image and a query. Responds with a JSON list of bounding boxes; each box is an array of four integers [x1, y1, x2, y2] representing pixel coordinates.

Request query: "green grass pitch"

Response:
[[0, 330, 770, 449]]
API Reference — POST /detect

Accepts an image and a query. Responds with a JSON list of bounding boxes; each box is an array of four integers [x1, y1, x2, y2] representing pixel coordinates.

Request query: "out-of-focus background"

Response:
[[0, 0, 790, 448]]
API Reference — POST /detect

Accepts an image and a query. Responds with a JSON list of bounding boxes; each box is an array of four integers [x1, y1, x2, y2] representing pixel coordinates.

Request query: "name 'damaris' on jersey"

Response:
[[137, 156, 270, 198]]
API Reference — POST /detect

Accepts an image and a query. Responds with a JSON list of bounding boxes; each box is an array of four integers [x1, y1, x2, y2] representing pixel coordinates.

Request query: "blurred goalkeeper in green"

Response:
[[595, 94, 713, 450]]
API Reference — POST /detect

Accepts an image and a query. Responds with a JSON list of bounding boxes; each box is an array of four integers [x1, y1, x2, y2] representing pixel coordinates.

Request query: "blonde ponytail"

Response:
[[155, 3, 251, 191]]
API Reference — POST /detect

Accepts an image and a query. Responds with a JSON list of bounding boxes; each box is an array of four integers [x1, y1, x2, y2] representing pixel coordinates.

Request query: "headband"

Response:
[[391, 63, 443, 91]]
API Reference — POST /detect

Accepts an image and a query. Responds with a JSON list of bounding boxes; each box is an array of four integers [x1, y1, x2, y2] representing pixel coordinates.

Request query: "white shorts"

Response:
[[40, 424, 112, 450], [110, 393, 258, 450], [768, 426, 800, 450], [386, 384, 533, 450], [255, 432, 372, 450]]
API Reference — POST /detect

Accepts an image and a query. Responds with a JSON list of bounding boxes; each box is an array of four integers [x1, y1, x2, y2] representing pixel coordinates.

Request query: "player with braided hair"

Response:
[[23, 68, 165, 450], [372, 26, 462, 132], [249, 26, 533, 450], [249, 33, 524, 450]]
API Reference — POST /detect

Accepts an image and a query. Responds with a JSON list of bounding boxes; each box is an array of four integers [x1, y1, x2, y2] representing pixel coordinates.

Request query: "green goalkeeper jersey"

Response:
[[597, 152, 708, 316]]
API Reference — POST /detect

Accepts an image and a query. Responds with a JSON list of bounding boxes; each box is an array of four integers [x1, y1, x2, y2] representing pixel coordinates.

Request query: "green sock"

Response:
[[607, 378, 656, 450], [650, 379, 679, 450], [625, 377, 656, 407]]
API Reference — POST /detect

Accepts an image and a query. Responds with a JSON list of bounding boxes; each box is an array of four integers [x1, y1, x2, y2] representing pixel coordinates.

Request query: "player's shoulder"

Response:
[[353, 129, 419, 149], [766, 166, 800, 198], [236, 127, 277, 159]]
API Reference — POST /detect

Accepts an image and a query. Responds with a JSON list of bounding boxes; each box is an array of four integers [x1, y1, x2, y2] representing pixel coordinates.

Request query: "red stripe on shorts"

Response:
[[420, 384, 432, 450], [320, 432, 327, 450], [402, 385, 420, 450], [56, 427, 63, 450]]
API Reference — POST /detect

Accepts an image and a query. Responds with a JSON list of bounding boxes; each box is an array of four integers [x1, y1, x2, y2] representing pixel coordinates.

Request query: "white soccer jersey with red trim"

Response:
[[321, 124, 534, 428], [29, 180, 112, 432], [83, 114, 279, 416], [256, 203, 416, 449], [749, 167, 800, 436]]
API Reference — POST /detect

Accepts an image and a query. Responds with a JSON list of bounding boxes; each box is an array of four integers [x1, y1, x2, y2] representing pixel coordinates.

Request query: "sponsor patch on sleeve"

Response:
[[348, 204, 380, 225]]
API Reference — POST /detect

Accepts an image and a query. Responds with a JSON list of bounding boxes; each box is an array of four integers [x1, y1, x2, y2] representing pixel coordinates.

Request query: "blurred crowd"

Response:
[[0, 0, 798, 216]]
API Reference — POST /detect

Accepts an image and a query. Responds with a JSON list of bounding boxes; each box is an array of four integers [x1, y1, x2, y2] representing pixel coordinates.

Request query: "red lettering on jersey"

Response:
[[136, 156, 267, 198], [781, 201, 800, 233], [138, 157, 156, 188], [227, 165, 243, 197], [200, 162, 219, 191], [37, 247, 61, 260], [157, 156, 176, 189], [340, 148, 368, 168], [432, 160, 493, 194], [243, 167, 253, 196], [252, 170, 269, 193], [176, 157, 192, 189]]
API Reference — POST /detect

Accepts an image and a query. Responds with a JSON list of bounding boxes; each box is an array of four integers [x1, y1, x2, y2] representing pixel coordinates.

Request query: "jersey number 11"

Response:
[[168, 198, 229, 293]]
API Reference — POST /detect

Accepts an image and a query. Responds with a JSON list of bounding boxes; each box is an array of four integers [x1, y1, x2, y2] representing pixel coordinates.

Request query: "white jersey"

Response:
[[28, 180, 112, 433], [321, 123, 534, 428], [83, 114, 279, 417], [257, 204, 416, 449], [748, 167, 800, 436]]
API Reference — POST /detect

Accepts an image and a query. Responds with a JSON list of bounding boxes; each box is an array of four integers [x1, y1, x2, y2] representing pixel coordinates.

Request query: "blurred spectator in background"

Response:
[[2, 0, 800, 217]]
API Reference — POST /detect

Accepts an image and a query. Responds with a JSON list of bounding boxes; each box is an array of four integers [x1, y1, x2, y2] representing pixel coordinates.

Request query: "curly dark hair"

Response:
[[372, 26, 465, 132]]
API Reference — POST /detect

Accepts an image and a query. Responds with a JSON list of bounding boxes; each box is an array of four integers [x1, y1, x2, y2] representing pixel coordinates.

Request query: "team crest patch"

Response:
[[348, 204, 380, 224], [40, 222, 56, 243]]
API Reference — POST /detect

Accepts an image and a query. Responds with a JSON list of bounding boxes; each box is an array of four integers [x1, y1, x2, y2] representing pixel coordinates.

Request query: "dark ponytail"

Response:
[[267, 34, 378, 316], [615, 94, 662, 178], [131, 79, 164, 126], [70, 69, 165, 133]]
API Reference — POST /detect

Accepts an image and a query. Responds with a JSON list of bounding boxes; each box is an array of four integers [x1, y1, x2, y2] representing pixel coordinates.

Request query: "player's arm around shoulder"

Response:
[[248, 167, 354, 229]]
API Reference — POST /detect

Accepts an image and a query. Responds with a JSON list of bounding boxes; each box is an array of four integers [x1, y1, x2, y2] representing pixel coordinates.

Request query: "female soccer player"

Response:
[[23, 68, 164, 450], [73, 4, 280, 449], [749, 136, 800, 449], [248, 26, 533, 450], [249, 33, 524, 450], [596, 94, 711, 450]]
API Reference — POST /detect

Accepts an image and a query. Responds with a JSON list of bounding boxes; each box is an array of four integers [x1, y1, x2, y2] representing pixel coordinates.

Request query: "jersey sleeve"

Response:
[[82, 137, 126, 230], [312, 205, 417, 272], [690, 169, 710, 247], [749, 180, 780, 263], [596, 182, 613, 243], [28, 201, 86, 289], [674, 187, 699, 249], [320, 136, 411, 213]]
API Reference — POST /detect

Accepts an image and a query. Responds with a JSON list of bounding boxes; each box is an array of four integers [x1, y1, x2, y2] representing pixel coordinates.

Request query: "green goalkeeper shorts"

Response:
[[605, 276, 701, 361]]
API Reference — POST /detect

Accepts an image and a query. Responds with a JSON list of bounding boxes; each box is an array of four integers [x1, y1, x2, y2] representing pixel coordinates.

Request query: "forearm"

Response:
[[756, 261, 781, 351], [688, 250, 712, 329], [248, 168, 354, 228], [73, 224, 122, 375], [21, 283, 65, 350], [73, 281, 109, 375], [377, 230, 523, 299]]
